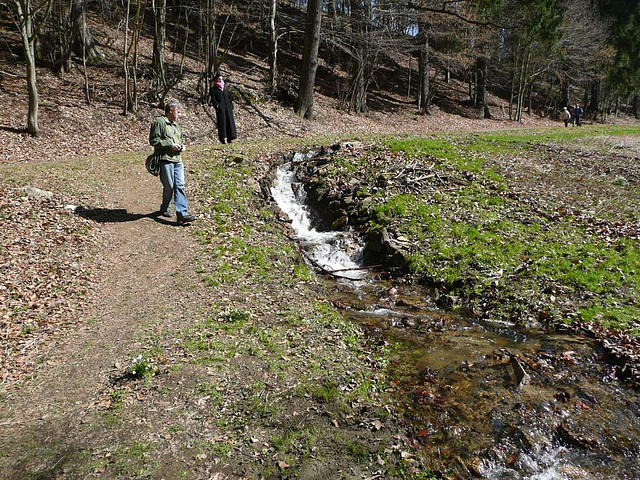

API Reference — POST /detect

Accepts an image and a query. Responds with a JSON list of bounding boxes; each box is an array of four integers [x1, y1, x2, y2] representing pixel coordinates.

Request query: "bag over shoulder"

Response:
[[145, 154, 160, 176]]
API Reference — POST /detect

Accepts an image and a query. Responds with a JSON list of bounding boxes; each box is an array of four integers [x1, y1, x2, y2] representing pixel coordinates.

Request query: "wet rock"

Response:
[[509, 356, 531, 391], [387, 249, 408, 268], [331, 215, 348, 229], [454, 456, 484, 478], [366, 229, 389, 253], [436, 293, 457, 309], [258, 178, 271, 200], [384, 238, 405, 255], [555, 424, 600, 449]]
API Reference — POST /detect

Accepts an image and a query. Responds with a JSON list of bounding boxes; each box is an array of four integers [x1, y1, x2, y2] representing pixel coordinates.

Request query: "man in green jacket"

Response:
[[149, 100, 196, 224]]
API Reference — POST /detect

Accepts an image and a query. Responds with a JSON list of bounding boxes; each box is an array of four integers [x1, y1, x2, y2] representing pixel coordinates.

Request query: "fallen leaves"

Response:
[[0, 185, 100, 386]]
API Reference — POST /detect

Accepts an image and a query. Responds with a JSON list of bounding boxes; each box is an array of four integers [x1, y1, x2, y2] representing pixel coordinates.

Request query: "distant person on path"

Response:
[[149, 100, 196, 225], [210, 73, 237, 144], [573, 104, 584, 126], [561, 106, 571, 127]]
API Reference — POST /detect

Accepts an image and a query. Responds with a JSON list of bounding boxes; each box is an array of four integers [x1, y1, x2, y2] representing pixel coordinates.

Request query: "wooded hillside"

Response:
[[1, 0, 639, 138]]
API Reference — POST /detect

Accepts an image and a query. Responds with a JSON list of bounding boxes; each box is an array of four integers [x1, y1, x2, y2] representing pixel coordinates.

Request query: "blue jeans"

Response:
[[159, 161, 189, 217]]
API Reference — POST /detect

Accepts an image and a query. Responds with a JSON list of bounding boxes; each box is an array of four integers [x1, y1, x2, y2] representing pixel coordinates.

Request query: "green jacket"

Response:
[[149, 115, 183, 163]]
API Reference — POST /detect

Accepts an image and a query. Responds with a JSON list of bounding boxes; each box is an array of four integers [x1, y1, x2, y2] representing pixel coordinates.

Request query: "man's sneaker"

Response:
[[177, 213, 196, 224], [160, 211, 173, 218]]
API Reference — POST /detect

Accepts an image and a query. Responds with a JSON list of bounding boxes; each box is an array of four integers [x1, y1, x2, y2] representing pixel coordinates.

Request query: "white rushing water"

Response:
[[480, 444, 593, 480], [271, 163, 367, 281]]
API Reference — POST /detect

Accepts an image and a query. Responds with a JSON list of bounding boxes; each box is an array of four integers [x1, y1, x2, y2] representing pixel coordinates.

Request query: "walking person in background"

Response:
[[210, 73, 237, 144], [149, 100, 196, 225], [573, 104, 584, 126], [561, 106, 571, 127]]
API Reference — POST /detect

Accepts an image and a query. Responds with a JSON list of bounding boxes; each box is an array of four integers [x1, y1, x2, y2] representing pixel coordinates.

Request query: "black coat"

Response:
[[210, 86, 237, 142]]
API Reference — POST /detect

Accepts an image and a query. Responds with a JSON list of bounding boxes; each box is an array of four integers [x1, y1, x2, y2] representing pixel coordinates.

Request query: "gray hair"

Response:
[[164, 100, 182, 114]]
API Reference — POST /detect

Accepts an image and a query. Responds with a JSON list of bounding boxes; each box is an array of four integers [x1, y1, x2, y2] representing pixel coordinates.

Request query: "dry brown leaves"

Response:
[[0, 185, 100, 386]]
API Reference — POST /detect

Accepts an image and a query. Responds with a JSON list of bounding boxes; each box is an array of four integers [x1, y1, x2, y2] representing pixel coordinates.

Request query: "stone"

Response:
[[19, 186, 54, 200]]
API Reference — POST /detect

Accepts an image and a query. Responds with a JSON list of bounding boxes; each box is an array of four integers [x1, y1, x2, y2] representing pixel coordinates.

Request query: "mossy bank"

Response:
[[291, 127, 640, 384]]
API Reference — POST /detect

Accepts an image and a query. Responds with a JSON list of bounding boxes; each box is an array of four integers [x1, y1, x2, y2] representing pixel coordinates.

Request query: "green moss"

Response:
[[366, 130, 640, 330]]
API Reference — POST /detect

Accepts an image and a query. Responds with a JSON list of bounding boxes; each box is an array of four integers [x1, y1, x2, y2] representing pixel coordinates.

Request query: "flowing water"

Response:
[[272, 161, 640, 479]]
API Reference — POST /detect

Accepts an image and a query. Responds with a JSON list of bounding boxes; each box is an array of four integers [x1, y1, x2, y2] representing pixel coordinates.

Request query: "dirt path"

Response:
[[0, 167, 213, 476]]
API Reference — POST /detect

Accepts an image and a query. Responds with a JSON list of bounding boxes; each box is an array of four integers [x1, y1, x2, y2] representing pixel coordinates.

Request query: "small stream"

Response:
[[272, 161, 640, 479]]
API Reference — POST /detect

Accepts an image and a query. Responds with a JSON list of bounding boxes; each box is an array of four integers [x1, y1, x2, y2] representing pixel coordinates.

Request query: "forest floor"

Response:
[[2, 41, 640, 478]]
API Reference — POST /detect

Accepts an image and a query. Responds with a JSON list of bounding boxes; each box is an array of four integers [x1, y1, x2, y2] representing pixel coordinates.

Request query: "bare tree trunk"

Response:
[[590, 79, 600, 119], [476, 55, 491, 118], [349, 54, 369, 113], [417, 23, 430, 115], [294, 0, 322, 119], [122, 0, 130, 115], [152, 0, 166, 92], [407, 54, 412, 99], [327, 0, 336, 22], [515, 50, 530, 122], [129, 0, 142, 111], [201, 0, 218, 100], [71, 0, 101, 60], [348, 0, 371, 114], [82, 29, 90, 104], [268, 0, 278, 92], [13, 0, 42, 136], [560, 78, 569, 108]]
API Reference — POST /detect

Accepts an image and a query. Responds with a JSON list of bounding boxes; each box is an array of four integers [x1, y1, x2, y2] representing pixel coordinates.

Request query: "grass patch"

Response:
[[108, 441, 157, 478], [342, 130, 640, 330]]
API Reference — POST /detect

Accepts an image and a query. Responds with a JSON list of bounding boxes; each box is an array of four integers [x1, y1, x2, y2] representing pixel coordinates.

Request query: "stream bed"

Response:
[[272, 160, 640, 479]]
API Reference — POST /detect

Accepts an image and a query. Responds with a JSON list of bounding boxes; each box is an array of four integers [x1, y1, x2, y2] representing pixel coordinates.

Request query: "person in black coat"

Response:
[[210, 73, 237, 144]]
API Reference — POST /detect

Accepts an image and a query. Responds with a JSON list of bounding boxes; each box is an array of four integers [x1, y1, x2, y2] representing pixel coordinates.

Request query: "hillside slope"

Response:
[[0, 13, 566, 165]]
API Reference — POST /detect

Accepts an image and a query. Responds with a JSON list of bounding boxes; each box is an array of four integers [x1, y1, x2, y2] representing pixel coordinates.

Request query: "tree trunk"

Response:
[[152, 0, 167, 91], [348, 0, 371, 114], [417, 23, 430, 115], [560, 78, 569, 108], [122, 0, 130, 115], [476, 55, 491, 118], [14, 0, 40, 136], [327, 0, 336, 20], [202, 0, 218, 101], [71, 0, 101, 60], [129, 0, 142, 111], [590, 79, 600, 119], [294, 0, 322, 119], [268, 0, 278, 92], [633, 92, 639, 119], [407, 54, 412, 99], [514, 50, 530, 122], [82, 27, 90, 104], [49, 2, 72, 72], [327, 0, 337, 28], [349, 55, 369, 113]]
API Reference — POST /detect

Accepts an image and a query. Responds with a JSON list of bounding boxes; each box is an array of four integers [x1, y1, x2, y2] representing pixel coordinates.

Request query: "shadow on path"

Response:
[[75, 207, 176, 225]]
